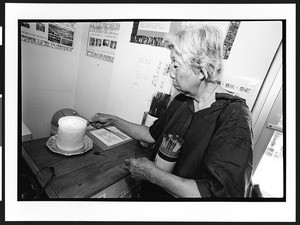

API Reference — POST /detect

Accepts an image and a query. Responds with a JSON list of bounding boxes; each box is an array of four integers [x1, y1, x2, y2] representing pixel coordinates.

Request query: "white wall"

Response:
[[22, 24, 84, 139], [73, 23, 114, 120], [223, 21, 282, 79]]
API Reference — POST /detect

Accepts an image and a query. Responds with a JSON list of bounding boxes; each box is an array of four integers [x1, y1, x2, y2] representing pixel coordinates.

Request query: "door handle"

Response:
[[266, 123, 282, 133]]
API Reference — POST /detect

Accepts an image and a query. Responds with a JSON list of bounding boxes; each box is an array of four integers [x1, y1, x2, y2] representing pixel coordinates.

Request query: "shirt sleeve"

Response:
[[196, 102, 253, 197], [149, 113, 166, 141], [149, 94, 180, 140]]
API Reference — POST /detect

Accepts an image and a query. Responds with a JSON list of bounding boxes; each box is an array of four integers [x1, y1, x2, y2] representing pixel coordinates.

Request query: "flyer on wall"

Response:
[[21, 22, 76, 51], [86, 22, 120, 62]]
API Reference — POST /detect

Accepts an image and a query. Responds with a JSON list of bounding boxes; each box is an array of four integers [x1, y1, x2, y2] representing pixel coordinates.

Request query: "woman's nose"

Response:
[[169, 65, 176, 79], [169, 71, 175, 79]]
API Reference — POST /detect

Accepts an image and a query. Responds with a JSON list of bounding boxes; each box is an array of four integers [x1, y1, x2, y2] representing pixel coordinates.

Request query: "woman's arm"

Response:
[[124, 157, 201, 198], [90, 113, 155, 143]]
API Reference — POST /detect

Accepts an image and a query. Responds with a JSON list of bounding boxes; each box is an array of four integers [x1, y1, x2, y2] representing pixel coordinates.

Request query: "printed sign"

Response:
[[86, 22, 120, 62], [21, 22, 76, 51]]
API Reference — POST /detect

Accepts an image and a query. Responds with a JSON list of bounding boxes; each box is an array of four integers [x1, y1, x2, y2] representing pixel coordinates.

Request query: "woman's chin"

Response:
[[173, 85, 190, 96], [173, 86, 183, 93], [173, 84, 180, 90]]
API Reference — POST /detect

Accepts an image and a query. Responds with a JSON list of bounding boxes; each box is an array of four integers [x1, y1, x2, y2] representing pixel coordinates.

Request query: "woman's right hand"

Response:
[[89, 113, 113, 129]]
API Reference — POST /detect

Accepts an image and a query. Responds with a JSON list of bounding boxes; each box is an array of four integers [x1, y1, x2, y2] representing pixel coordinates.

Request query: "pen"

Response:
[[172, 142, 182, 152]]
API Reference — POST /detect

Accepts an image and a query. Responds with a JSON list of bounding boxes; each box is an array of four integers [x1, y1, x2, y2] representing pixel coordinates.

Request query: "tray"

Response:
[[46, 134, 93, 156]]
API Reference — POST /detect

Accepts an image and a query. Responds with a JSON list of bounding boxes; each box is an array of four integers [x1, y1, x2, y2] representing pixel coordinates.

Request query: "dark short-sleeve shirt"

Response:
[[141, 92, 253, 198]]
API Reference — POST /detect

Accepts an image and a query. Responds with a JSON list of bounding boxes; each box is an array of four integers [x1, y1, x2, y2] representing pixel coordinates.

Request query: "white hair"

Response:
[[164, 24, 223, 82]]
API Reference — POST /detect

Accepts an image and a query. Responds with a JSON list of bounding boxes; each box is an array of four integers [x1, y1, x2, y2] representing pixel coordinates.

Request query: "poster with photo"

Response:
[[130, 21, 240, 59], [21, 22, 76, 51], [86, 22, 120, 62], [130, 21, 176, 47]]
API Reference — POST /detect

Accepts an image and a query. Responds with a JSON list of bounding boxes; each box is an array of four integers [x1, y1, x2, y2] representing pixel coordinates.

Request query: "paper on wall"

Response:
[[21, 22, 76, 51], [131, 54, 172, 108], [138, 22, 171, 33], [220, 74, 261, 110], [86, 22, 120, 62]]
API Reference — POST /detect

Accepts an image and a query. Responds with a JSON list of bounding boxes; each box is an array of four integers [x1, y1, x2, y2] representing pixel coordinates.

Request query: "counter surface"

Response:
[[22, 137, 152, 198]]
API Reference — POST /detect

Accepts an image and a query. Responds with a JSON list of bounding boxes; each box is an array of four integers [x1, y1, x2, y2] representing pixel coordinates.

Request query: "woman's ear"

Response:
[[199, 67, 208, 81]]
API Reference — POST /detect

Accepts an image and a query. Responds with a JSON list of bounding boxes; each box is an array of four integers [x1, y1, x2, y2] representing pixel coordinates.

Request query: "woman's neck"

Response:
[[193, 82, 219, 112]]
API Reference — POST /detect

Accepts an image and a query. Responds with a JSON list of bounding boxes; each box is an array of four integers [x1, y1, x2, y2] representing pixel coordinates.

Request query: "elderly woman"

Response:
[[90, 24, 253, 198]]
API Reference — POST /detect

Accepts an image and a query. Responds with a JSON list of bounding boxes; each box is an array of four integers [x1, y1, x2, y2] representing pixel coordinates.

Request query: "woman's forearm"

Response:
[[148, 165, 201, 198]]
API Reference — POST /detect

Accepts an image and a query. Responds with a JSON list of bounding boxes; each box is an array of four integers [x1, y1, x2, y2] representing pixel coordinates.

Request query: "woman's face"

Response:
[[169, 49, 202, 97]]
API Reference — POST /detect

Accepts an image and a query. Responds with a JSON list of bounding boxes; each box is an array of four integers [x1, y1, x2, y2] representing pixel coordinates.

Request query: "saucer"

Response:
[[46, 134, 93, 156]]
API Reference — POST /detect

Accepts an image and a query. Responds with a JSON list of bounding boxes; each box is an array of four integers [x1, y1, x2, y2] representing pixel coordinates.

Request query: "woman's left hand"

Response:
[[124, 157, 156, 181]]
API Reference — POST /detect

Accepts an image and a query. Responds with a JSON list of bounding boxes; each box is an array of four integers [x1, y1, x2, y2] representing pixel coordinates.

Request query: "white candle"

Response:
[[56, 116, 87, 151]]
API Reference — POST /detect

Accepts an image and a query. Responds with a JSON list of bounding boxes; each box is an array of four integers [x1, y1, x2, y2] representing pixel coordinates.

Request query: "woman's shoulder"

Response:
[[215, 92, 248, 107], [215, 92, 251, 119]]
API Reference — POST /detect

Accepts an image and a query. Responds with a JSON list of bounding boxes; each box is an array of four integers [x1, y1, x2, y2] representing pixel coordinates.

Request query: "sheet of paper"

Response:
[[86, 22, 120, 62], [90, 126, 131, 146], [21, 22, 76, 51], [138, 22, 171, 33], [220, 74, 261, 110], [132, 54, 172, 94]]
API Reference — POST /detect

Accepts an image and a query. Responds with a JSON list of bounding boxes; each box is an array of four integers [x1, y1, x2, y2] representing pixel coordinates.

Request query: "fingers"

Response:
[[124, 159, 131, 166], [91, 113, 107, 122], [92, 122, 103, 129], [123, 155, 136, 171], [124, 156, 135, 167], [93, 112, 102, 119], [89, 113, 103, 129], [123, 159, 131, 172], [89, 113, 112, 129], [123, 157, 150, 182]]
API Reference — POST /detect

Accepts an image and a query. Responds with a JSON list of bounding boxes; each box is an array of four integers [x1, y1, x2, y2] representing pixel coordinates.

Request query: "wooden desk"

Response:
[[22, 137, 152, 198]]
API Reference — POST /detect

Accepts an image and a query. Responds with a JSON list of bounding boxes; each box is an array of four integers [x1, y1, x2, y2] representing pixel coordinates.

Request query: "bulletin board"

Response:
[[21, 22, 76, 51], [130, 21, 240, 60]]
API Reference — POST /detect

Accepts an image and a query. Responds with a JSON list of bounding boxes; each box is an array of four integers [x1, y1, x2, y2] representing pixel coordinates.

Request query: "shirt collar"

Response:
[[186, 92, 246, 113]]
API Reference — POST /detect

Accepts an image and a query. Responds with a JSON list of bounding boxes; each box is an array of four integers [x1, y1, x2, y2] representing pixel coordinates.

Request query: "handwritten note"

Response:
[[132, 54, 172, 94]]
